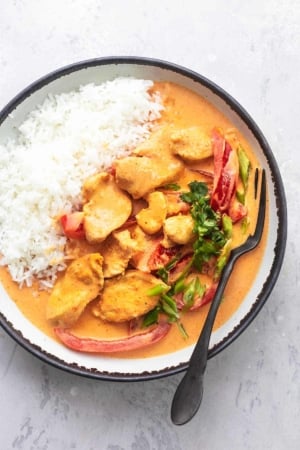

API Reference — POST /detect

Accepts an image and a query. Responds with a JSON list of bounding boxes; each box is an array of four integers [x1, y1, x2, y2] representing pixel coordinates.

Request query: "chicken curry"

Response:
[[0, 81, 267, 358]]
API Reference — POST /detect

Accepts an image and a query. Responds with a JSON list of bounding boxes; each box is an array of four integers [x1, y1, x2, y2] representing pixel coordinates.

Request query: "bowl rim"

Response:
[[0, 56, 287, 381]]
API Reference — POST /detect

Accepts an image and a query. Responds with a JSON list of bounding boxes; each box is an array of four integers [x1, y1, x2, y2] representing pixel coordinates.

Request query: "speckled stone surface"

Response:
[[0, 1, 299, 449]]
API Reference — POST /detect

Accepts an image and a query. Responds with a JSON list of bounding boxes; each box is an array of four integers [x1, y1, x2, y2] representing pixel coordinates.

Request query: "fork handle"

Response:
[[171, 254, 236, 425]]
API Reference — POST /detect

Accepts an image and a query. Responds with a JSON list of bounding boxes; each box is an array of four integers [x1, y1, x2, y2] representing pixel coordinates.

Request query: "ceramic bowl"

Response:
[[0, 57, 287, 381]]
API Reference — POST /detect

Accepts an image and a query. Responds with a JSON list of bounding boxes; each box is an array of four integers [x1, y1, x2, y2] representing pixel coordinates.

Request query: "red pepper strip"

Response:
[[168, 254, 193, 284], [174, 292, 185, 310], [190, 282, 218, 311], [148, 244, 179, 271], [54, 322, 171, 353], [131, 237, 162, 272], [174, 282, 217, 311], [228, 198, 248, 223], [132, 238, 179, 273], [60, 212, 85, 239], [210, 129, 239, 213]]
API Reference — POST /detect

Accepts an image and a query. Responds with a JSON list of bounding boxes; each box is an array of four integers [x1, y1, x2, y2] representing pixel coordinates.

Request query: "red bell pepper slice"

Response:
[[211, 129, 239, 213], [190, 282, 218, 311], [60, 212, 85, 239], [210, 129, 247, 222], [174, 281, 217, 311], [54, 322, 171, 353], [228, 198, 248, 223]]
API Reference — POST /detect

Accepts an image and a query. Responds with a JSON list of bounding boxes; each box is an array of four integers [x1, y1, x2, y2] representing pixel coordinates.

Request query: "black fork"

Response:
[[171, 169, 267, 425]]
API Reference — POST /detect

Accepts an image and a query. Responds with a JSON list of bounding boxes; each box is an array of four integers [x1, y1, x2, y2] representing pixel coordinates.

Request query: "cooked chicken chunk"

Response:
[[114, 154, 183, 199], [162, 191, 191, 216], [46, 253, 104, 327], [132, 126, 172, 157], [163, 214, 195, 245], [129, 225, 159, 272], [99, 229, 140, 278], [170, 127, 213, 162], [98, 270, 167, 322], [82, 172, 132, 244], [136, 191, 167, 234]]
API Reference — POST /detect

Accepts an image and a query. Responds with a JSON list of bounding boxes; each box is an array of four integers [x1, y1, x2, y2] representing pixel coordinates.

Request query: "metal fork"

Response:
[[171, 169, 267, 425]]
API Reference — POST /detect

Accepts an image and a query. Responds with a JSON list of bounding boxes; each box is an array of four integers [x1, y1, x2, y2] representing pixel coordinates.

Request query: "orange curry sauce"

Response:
[[0, 82, 268, 358]]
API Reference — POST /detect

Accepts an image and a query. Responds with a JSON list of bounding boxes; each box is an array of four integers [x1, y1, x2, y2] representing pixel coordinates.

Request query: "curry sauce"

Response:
[[0, 81, 268, 358]]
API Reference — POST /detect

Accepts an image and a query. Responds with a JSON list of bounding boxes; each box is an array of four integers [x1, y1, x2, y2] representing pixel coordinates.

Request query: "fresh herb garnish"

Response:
[[144, 181, 232, 335], [180, 181, 229, 271]]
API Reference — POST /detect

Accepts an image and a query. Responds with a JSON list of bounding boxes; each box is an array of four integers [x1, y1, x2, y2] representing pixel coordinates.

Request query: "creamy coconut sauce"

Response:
[[0, 81, 268, 358]]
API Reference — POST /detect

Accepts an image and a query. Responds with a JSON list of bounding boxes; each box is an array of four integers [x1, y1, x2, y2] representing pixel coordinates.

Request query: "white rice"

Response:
[[0, 77, 163, 288]]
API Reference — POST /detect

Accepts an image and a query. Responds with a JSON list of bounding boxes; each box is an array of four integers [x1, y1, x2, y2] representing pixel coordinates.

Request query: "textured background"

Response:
[[1, 1, 299, 449]]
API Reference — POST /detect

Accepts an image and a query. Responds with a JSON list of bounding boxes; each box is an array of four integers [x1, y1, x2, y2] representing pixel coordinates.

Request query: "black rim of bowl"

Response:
[[0, 56, 287, 381]]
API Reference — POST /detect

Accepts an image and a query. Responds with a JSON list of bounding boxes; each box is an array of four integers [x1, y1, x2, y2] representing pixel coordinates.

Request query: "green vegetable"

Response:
[[215, 239, 232, 278], [183, 277, 206, 308], [222, 214, 233, 239], [237, 146, 251, 205], [144, 181, 233, 336], [238, 146, 251, 188], [174, 278, 186, 294], [142, 307, 160, 327], [161, 294, 179, 320], [176, 321, 189, 339], [146, 284, 168, 296], [156, 256, 180, 283], [236, 189, 246, 205], [156, 267, 168, 283], [180, 181, 228, 271]]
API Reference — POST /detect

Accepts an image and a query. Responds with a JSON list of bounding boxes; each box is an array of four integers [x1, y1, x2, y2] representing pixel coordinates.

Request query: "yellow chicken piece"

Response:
[[114, 126, 184, 198], [170, 127, 213, 162], [98, 270, 167, 322], [46, 253, 104, 327], [132, 126, 173, 157], [136, 191, 167, 234], [163, 214, 195, 245], [99, 229, 140, 278], [82, 172, 132, 244], [114, 155, 183, 199]]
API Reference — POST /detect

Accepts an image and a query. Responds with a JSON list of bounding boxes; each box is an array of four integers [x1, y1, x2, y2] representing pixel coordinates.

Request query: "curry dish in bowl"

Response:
[[0, 58, 286, 380]]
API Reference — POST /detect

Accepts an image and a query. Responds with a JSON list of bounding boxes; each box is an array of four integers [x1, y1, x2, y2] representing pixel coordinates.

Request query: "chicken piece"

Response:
[[161, 191, 191, 216], [136, 191, 167, 234], [163, 214, 195, 245], [114, 154, 183, 199], [129, 225, 159, 272], [82, 172, 132, 244], [98, 270, 167, 323], [170, 127, 213, 162], [114, 126, 184, 199], [99, 229, 140, 278], [132, 126, 173, 157], [47, 253, 104, 327]]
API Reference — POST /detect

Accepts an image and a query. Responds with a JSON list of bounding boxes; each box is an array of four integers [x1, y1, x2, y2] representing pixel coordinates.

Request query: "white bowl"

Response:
[[0, 57, 287, 380]]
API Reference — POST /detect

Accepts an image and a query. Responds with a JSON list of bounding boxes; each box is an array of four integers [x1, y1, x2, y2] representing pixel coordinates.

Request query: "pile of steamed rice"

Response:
[[0, 78, 163, 288]]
